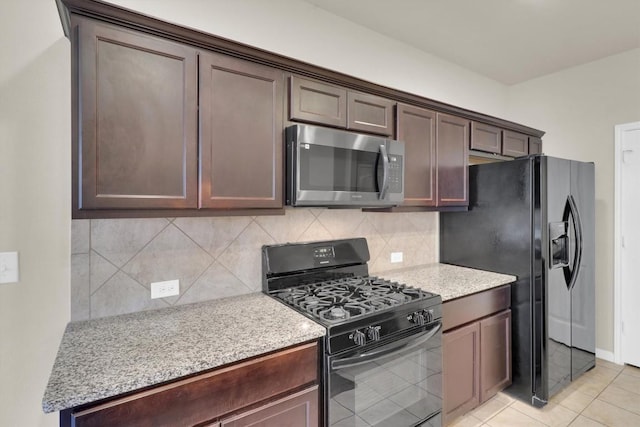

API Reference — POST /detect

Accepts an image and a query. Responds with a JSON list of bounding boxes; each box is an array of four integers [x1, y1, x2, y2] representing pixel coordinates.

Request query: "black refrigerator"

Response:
[[440, 155, 595, 407]]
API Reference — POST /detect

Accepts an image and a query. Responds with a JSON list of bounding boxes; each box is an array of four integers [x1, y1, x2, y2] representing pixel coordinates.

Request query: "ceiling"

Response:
[[301, 0, 640, 85]]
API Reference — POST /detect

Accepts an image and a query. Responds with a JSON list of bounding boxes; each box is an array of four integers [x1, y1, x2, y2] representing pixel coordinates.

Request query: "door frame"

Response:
[[614, 121, 640, 364]]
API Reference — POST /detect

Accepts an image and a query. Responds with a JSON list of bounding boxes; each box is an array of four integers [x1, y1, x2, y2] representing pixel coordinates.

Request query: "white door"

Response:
[[620, 122, 640, 367]]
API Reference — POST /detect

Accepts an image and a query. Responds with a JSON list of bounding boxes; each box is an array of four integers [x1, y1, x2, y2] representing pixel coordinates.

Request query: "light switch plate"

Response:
[[150, 279, 179, 299], [390, 252, 403, 263], [0, 252, 19, 284]]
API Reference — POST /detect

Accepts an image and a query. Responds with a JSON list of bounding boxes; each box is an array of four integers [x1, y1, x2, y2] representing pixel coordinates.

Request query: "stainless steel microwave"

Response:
[[286, 124, 404, 207]]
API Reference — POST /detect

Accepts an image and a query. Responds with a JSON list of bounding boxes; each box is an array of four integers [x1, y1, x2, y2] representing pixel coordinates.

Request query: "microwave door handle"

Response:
[[378, 144, 390, 199]]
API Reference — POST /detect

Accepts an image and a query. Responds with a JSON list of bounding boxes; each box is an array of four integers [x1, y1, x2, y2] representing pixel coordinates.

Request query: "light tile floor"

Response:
[[448, 359, 640, 427]]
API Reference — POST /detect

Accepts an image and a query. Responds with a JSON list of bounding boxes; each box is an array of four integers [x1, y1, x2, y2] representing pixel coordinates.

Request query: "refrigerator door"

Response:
[[541, 157, 573, 401], [569, 161, 596, 378]]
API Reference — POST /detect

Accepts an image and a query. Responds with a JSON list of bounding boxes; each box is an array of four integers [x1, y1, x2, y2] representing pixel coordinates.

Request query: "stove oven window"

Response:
[[328, 330, 442, 427]]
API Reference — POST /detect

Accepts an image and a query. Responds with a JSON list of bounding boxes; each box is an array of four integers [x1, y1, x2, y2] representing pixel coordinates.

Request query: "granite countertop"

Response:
[[42, 293, 325, 413], [380, 263, 517, 301]]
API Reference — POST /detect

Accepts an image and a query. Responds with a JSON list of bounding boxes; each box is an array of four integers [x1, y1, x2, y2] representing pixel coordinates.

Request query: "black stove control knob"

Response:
[[350, 330, 367, 346], [424, 309, 434, 323], [409, 311, 426, 326], [366, 326, 381, 341]]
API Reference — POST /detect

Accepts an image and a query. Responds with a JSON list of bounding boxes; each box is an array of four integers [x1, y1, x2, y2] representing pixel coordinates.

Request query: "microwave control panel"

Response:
[[388, 155, 403, 193]]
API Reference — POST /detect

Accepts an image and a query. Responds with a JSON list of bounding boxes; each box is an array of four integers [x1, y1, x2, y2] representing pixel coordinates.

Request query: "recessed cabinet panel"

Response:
[[77, 19, 198, 209], [396, 104, 436, 206], [502, 130, 529, 157], [200, 52, 283, 209], [443, 322, 480, 424], [471, 122, 502, 154], [529, 136, 542, 155], [347, 92, 394, 136], [480, 310, 512, 403], [289, 77, 347, 128], [436, 113, 469, 206], [221, 387, 318, 427]]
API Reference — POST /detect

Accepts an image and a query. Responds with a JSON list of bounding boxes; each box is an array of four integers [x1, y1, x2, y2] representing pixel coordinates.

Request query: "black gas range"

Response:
[[262, 238, 443, 427]]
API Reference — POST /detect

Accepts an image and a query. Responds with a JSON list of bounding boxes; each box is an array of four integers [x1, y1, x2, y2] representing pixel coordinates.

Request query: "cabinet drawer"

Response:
[[529, 136, 542, 154], [470, 122, 501, 154], [443, 285, 511, 331], [289, 76, 347, 128], [347, 91, 395, 136], [66, 342, 318, 427], [502, 130, 529, 157]]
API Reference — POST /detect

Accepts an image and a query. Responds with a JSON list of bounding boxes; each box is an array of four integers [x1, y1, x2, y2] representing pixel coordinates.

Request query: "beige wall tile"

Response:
[[73, 209, 439, 318], [173, 216, 251, 258], [90, 271, 167, 319], [217, 222, 275, 291], [177, 261, 251, 305], [90, 250, 118, 295], [71, 219, 90, 255], [91, 218, 168, 267], [121, 225, 212, 291], [70, 253, 90, 321]]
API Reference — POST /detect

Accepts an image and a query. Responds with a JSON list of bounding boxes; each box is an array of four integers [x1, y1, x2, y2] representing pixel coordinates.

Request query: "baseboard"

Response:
[[596, 348, 616, 363]]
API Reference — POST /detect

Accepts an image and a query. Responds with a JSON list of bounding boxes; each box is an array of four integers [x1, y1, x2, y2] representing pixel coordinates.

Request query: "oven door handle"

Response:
[[331, 323, 441, 370]]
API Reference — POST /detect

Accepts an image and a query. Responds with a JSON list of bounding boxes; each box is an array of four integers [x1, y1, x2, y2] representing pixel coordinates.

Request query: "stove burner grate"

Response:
[[275, 276, 432, 324]]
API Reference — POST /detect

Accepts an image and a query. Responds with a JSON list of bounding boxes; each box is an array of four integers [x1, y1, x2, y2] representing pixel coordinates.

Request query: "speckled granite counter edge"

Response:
[[43, 293, 325, 413]]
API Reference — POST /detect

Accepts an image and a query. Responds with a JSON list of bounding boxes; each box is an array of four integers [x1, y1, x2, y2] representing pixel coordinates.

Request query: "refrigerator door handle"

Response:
[[563, 195, 583, 290]]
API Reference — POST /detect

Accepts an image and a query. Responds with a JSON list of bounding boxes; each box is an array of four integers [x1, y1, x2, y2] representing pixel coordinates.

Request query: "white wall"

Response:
[[507, 48, 640, 353], [0, 1, 71, 426], [106, 0, 511, 120]]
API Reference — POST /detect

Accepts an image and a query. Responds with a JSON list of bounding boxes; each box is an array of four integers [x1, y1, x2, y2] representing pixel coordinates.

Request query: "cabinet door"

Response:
[[480, 310, 512, 403], [221, 387, 318, 427], [470, 122, 501, 154], [200, 52, 284, 209], [396, 104, 436, 206], [347, 92, 395, 136], [436, 113, 469, 207], [289, 76, 347, 128], [502, 130, 529, 157], [77, 19, 198, 209], [529, 136, 542, 155], [443, 321, 480, 425]]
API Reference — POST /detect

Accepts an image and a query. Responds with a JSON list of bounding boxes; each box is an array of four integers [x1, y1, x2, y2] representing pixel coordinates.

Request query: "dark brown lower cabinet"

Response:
[[442, 285, 512, 425], [220, 387, 318, 427], [60, 342, 319, 427], [443, 321, 480, 423], [480, 310, 512, 403]]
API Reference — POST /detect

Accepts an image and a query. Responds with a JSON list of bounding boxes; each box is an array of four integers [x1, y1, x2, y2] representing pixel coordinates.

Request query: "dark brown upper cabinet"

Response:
[[502, 130, 529, 157], [289, 76, 394, 136], [76, 17, 198, 210], [347, 92, 394, 136], [436, 113, 469, 207], [470, 122, 502, 154], [396, 104, 436, 207], [529, 136, 543, 154], [289, 76, 347, 128], [199, 52, 284, 209]]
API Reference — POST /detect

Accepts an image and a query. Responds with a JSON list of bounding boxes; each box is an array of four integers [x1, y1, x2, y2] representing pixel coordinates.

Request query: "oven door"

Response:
[[327, 323, 442, 427], [288, 124, 404, 207]]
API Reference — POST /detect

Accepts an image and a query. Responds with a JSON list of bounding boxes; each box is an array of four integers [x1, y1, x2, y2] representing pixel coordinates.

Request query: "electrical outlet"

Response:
[[390, 252, 403, 263], [0, 252, 19, 284], [150, 279, 179, 299]]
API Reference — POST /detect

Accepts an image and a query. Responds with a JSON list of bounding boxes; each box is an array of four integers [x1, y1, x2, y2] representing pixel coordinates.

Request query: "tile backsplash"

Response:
[[70, 208, 439, 320]]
